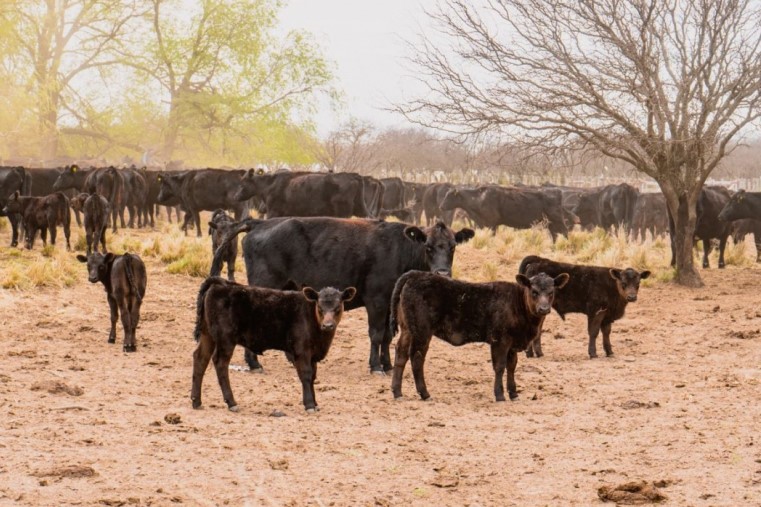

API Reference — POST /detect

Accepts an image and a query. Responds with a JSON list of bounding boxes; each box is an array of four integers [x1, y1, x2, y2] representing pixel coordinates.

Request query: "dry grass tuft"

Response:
[[0, 247, 80, 289]]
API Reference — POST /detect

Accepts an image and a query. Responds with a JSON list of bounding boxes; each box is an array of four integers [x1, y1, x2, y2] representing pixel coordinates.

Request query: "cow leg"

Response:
[[111, 205, 118, 233], [366, 303, 390, 373], [506, 349, 519, 400], [212, 342, 238, 411], [117, 296, 134, 352], [227, 259, 235, 282], [40, 226, 47, 247], [410, 338, 432, 400], [74, 209, 82, 227], [243, 348, 264, 372], [310, 362, 319, 411], [63, 215, 71, 251], [194, 210, 202, 237], [491, 340, 509, 401], [718, 235, 727, 269], [587, 312, 606, 358], [9, 214, 19, 247], [391, 329, 412, 399], [294, 358, 317, 411], [128, 297, 141, 352], [119, 204, 127, 229], [49, 223, 57, 246], [601, 321, 614, 357], [191, 330, 214, 409], [701, 238, 711, 268], [526, 331, 543, 358], [107, 294, 118, 344]]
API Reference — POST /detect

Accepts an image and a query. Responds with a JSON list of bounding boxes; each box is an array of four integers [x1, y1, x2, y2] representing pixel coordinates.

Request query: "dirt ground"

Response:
[[1, 225, 761, 506]]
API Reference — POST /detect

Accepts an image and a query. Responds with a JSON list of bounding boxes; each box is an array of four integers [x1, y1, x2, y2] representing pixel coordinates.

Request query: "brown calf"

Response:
[[208, 209, 238, 281], [389, 270, 569, 402], [2, 191, 71, 250], [192, 277, 356, 412], [519, 255, 650, 358], [73, 192, 110, 254], [77, 252, 147, 352]]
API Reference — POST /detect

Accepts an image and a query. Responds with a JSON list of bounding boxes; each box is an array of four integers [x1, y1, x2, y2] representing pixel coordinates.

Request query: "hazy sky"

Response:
[[279, 0, 430, 135]]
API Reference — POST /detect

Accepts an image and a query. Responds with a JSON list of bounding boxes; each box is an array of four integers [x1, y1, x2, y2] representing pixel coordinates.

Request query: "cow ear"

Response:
[[302, 287, 319, 302], [554, 273, 570, 289], [341, 287, 357, 302], [104, 252, 115, 264], [76, 254, 88, 263], [639, 270, 651, 280], [208, 222, 217, 230], [404, 226, 426, 243], [13, 190, 19, 199], [515, 274, 532, 288], [455, 228, 475, 244], [609, 268, 622, 281]]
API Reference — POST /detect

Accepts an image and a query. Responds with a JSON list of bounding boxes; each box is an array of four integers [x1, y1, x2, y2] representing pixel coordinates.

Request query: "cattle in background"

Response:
[[0, 166, 31, 246], [29, 166, 84, 227], [157, 169, 249, 237], [403, 181, 428, 224], [422, 182, 455, 226], [84, 167, 128, 233], [72, 192, 110, 254], [572, 183, 639, 233], [519, 255, 650, 359], [440, 185, 568, 240], [121, 166, 147, 228], [192, 277, 356, 412], [210, 217, 474, 373], [379, 201, 417, 224], [233, 170, 371, 219], [381, 177, 407, 210], [541, 183, 600, 230], [718, 189, 761, 222], [631, 192, 669, 240], [77, 252, 147, 352], [668, 186, 732, 268], [362, 175, 384, 218], [730, 218, 761, 263], [389, 271, 568, 402], [2, 191, 71, 250], [208, 209, 238, 281]]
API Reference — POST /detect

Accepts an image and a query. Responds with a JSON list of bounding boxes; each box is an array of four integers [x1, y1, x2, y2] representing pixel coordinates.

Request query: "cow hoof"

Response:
[[509, 392, 519, 401], [495, 395, 506, 402], [192, 399, 202, 409], [248, 367, 264, 374], [305, 407, 319, 413], [589, 353, 598, 359], [228, 405, 239, 413], [370, 369, 386, 376], [123, 345, 136, 352], [393, 395, 403, 401], [718, 263, 726, 269], [605, 351, 614, 357], [108, 338, 116, 344], [419, 393, 431, 401]]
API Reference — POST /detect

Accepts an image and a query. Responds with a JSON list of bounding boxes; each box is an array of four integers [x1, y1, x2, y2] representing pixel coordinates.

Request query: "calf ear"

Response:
[[404, 226, 426, 243], [302, 287, 320, 302], [455, 228, 475, 244], [609, 268, 622, 281], [554, 273, 570, 289], [515, 274, 532, 288], [341, 287, 357, 302], [639, 270, 651, 280], [104, 252, 115, 264], [208, 221, 217, 229], [76, 254, 88, 263]]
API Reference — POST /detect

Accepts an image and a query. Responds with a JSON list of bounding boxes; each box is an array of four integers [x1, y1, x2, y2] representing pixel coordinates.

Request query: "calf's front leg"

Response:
[[294, 356, 317, 412], [506, 349, 519, 400], [106, 294, 118, 344], [491, 340, 509, 401], [587, 311, 606, 358]]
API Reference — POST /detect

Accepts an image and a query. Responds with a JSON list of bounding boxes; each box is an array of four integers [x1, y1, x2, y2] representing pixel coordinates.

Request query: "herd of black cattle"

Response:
[[2, 164, 761, 412]]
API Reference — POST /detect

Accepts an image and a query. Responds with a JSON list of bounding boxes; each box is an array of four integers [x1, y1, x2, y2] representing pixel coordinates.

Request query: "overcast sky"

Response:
[[279, 0, 430, 135]]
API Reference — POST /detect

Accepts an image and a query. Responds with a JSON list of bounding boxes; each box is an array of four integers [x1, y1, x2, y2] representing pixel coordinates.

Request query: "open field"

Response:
[[1, 219, 761, 506]]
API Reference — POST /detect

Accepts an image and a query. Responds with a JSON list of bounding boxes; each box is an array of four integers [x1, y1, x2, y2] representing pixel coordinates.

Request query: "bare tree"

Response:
[[398, 0, 761, 286], [315, 119, 380, 172]]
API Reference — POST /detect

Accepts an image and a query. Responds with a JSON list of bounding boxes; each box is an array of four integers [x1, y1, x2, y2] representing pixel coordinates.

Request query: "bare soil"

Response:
[[1, 228, 761, 506]]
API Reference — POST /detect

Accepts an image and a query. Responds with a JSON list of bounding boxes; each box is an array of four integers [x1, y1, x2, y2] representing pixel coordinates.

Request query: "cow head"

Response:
[[718, 190, 750, 222], [156, 172, 181, 203], [52, 164, 79, 191], [516, 272, 569, 316], [439, 189, 463, 211], [609, 268, 650, 303], [2, 191, 22, 215], [302, 286, 357, 331], [234, 168, 267, 201], [70, 192, 89, 213], [404, 220, 475, 277], [571, 193, 599, 229], [77, 252, 115, 284]]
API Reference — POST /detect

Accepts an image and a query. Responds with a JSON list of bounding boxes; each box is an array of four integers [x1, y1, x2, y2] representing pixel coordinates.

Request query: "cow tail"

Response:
[[518, 255, 542, 275], [123, 253, 143, 303], [389, 271, 416, 337], [194, 277, 226, 342], [209, 218, 261, 277], [22, 169, 32, 196]]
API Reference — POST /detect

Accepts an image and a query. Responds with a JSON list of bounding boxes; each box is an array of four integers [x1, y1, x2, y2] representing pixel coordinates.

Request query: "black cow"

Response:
[[572, 183, 639, 233], [668, 186, 732, 268], [121, 166, 147, 228], [381, 177, 407, 210], [389, 271, 568, 401], [84, 167, 127, 233], [210, 218, 475, 373], [631, 192, 668, 240], [730, 218, 761, 263], [719, 189, 761, 222], [72, 192, 110, 254], [192, 277, 356, 412], [363, 175, 385, 218], [441, 186, 568, 240], [233, 170, 371, 219], [0, 166, 31, 246], [403, 181, 428, 224], [208, 209, 238, 281], [422, 183, 455, 226], [157, 169, 249, 237], [3, 191, 71, 250], [519, 255, 650, 359], [77, 252, 147, 352], [29, 166, 83, 227]]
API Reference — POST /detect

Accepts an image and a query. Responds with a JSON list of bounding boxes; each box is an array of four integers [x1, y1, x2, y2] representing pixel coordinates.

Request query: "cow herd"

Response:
[[3, 164, 761, 413]]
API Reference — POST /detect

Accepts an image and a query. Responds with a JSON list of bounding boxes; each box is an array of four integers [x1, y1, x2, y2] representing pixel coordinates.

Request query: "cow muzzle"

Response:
[[321, 321, 336, 331], [537, 305, 551, 315], [627, 295, 637, 302], [433, 268, 452, 277]]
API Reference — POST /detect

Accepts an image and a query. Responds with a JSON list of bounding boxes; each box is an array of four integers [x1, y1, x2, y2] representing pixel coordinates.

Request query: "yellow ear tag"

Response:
[[72, 166, 77, 173]]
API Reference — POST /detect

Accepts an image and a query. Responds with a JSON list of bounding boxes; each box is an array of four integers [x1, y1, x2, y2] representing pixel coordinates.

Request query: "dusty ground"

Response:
[[1, 224, 761, 506]]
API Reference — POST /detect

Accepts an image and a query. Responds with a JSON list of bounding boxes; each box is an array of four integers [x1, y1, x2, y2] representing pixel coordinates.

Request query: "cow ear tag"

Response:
[[72, 165, 78, 172]]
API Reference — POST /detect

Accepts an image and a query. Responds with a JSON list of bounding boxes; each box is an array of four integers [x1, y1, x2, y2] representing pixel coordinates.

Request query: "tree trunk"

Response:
[[663, 187, 703, 287]]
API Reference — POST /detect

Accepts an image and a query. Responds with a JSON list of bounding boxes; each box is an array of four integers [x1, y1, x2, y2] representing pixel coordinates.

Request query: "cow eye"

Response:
[[531, 290, 539, 297]]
